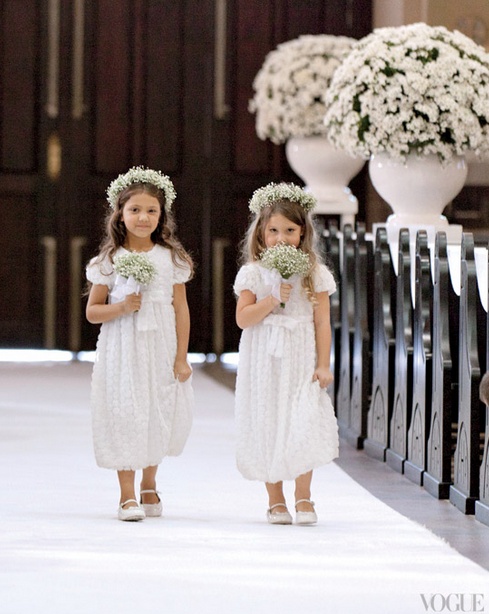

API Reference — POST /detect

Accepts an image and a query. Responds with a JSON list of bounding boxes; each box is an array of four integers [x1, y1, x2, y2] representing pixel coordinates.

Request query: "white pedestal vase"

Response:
[[464, 150, 489, 187], [369, 152, 466, 247], [369, 152, 467, 298], [285, 136, 365, 226]]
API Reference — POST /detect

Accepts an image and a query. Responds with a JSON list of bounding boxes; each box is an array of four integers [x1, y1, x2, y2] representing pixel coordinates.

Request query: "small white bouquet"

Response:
[[113, 252, 156, 288], [111, 252, 157, 307], [260, 243, 310, 307]]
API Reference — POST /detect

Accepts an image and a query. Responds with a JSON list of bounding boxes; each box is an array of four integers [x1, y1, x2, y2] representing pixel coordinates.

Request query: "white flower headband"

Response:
[[106, 166, 176, 212], [249, 182, 316, 214]]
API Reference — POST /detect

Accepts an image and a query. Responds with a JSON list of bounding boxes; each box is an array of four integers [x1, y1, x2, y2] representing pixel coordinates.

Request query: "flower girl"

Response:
[[86, 167, 194, 521], [234, 182, 339, 525]]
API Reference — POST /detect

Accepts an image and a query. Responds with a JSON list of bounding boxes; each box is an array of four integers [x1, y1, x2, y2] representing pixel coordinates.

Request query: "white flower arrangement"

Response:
[[323, 23, 489, 163], [113, 253, 157, 286], [107, 166, 176, 211], [249, 182, 316, 214], [249, 34, 356, 144]]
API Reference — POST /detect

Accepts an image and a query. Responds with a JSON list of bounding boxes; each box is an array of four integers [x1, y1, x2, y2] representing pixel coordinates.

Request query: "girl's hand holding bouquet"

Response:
[[259, 242, 310, 308], [112, 253, 157, 313]]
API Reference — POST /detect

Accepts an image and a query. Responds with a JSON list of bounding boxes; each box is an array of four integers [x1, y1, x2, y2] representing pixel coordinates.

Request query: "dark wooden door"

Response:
[[0, 0, 372, 353], [213, 0, 373, 352], [0, 0, 204, 351]]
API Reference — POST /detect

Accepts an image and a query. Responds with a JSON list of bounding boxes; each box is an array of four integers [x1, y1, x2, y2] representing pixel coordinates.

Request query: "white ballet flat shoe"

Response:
[[118, 499, 146, 522], [140, 489, 163, 517], [267, 503, 292, 525], [295, 499, 318, 525]]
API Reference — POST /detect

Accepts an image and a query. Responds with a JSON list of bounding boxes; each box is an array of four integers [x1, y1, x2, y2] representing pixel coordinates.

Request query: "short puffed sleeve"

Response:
[[86, 255, 115, 288], [313, 264, 337, 295], [173, 256, 192, 284], [234, 264, 261, 296]]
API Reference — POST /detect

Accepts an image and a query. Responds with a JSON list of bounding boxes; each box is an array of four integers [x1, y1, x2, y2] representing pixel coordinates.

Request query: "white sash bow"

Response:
[[262, 314, 312, 357], [110, 275, 165, 331]]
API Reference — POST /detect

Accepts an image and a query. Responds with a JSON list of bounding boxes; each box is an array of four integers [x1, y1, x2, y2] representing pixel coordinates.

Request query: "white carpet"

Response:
[[0, 362, 488, 614]]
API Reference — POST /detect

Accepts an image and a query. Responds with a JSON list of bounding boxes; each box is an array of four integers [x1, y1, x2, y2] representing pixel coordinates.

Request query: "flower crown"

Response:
[[106, 166, 176, 212], [249, 182, 316, 214]]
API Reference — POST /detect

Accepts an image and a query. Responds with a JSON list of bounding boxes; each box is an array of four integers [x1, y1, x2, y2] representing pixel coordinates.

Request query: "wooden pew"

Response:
[[405, 231, 432, 485], [364, 227, 396, 461], [336, 224, 355, 433], [450, 233, 486, 514], [345, 222, 374, 449], [476, 274, 489, 523], [424, 232, 459, 499], [323, 220, 341, 406], [386, 229, 414, 473]]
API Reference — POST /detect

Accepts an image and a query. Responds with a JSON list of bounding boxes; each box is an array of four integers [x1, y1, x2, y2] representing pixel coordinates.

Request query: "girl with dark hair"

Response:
[[86, 167, 194, 521]]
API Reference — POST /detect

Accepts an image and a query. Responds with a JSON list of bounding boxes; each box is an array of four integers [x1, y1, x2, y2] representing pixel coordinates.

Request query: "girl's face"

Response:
[[122, 192, 161, 245], [263, 213, 303, 248]]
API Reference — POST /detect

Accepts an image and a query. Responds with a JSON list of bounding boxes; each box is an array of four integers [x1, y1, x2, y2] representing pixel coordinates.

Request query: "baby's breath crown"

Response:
[[106, 166, 176, 211], [249, 182, 316, 215]]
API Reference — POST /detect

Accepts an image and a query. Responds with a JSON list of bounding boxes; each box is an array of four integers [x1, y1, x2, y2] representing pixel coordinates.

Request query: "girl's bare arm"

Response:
[[86, 284, 141, 324], [173, 283, 192, 381], [312, 291, 334, 388], [236, 289, 278, 329], [236, 284, 293, 329]]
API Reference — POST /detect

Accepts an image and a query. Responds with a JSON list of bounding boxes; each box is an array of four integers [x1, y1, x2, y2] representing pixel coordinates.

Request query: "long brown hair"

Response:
[[92, 182, 194, 277], [239, 199, 322, 303]]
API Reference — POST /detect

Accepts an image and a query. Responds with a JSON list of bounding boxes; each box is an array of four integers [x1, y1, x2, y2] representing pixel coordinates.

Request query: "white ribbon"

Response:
[[110, 275, 158, 331], [262, 314, 311, 357], [259, 266, 283, 302], [110, 274, 140, 302]]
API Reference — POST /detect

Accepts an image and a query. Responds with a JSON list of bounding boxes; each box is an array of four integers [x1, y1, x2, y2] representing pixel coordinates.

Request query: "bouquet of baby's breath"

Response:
[[260, 243, 310, 307], [114, 253, 156, 286]]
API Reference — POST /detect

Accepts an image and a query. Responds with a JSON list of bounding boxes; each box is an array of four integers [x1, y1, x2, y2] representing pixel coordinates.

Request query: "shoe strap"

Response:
[[120, 499, 139, 508], [295, 499, 315, 507], [269, 503, 288, 512], [140, 489, 161, 503]]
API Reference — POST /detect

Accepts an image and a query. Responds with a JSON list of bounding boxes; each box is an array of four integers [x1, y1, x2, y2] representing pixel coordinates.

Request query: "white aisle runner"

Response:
[[0, 362, 488, 614]]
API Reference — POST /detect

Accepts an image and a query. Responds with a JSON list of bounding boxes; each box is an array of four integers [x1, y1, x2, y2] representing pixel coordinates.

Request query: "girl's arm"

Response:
[[236, 286, 291, 329], [86, 284, 141, 324], [173, 283, 192, 382], [312, 291, 334, 388]]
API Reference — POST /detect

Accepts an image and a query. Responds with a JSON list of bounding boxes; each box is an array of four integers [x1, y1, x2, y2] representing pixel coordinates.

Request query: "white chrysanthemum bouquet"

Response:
[[323, 23, 489, 163], [260, 243, 310, 307], [114, 253, 157, 289], [249, 34, 356, 144]]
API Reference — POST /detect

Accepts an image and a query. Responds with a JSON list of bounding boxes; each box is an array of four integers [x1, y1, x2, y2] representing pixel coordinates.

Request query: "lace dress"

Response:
[[86, 245, 193, 470], [234, 262, 339, 483]]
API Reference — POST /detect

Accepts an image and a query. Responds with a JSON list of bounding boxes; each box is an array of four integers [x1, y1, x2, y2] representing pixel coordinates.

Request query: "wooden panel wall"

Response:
[[93, 0, 132, 172], [0, 0, 41, 345], [0, 0, 39, 171], [0, 0, 373, 351]]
